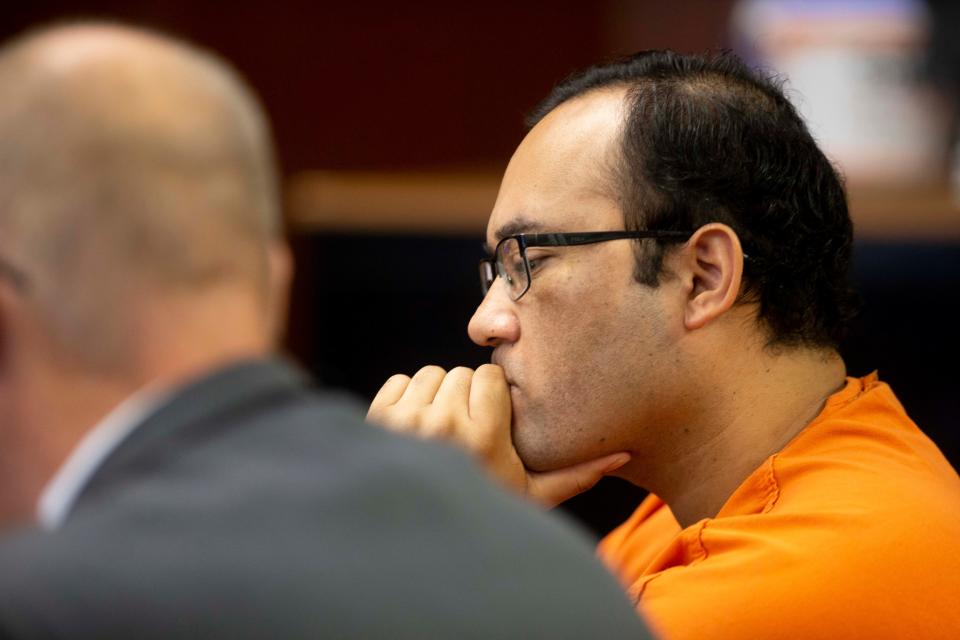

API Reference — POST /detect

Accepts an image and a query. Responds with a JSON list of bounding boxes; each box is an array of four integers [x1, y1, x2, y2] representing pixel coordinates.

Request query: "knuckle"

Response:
[[445, 368, 474, 394], [411, 406, 432, 424], [416, 365, 447, 378], [471, 436, 499, 460], [416, 406, 470, 442], [371, 410, 409, 431], [423, 408, 456, 435], [474, 363, 504, 380], [430, 422, 456, 440]]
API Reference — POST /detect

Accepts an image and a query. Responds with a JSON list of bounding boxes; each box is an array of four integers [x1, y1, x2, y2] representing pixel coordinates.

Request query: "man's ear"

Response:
[[675, 223, 745, 331], [265, 240, 293, 345], [0, 275, 24, 374], [0, 286, 8, 370]]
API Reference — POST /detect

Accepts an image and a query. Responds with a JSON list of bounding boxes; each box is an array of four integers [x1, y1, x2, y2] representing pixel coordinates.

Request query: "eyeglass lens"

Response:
[[479, 260, 495, 295], [497, 237, 528, 300], [479, 237, 531, 300]]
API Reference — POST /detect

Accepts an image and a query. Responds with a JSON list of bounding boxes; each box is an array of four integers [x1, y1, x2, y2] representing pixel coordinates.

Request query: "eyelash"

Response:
[[526, 253, 550, 272]]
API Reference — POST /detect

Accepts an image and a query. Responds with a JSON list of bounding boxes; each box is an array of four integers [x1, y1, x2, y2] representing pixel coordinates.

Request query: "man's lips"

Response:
[[490, 353, 515, 387], [502, 372, 519, 393], [492, 363, 517, 388]]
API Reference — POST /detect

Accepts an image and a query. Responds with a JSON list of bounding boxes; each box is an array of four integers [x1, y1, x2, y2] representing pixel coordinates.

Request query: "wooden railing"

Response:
[[286, 170, 960, 240]]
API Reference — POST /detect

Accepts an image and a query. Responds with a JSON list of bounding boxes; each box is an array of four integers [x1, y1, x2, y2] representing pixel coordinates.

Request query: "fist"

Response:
[[367, 364, 526, 492]]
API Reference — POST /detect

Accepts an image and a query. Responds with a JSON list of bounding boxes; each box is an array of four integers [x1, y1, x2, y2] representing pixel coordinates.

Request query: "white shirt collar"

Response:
[[37, 386, 169, 530]]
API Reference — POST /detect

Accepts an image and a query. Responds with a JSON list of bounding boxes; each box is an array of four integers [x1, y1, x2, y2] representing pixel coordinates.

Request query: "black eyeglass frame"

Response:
[[479, 230, 694, 301]]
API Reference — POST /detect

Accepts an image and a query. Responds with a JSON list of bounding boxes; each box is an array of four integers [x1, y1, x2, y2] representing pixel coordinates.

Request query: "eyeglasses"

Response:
[[479, 230, 693, 301]]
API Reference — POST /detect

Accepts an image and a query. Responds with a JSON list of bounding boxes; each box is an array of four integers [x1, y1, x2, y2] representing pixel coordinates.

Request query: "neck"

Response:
[[0, 366, 137, 528], [620, 340, 847, 529], [0, 288, 272, 530]]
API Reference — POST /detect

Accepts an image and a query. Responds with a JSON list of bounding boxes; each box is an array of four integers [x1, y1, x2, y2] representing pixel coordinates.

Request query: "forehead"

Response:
[[487, 87, 628, 244]]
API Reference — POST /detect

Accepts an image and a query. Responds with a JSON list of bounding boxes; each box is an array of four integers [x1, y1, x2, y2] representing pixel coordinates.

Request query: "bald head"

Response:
[[0, 22, 282, 369]]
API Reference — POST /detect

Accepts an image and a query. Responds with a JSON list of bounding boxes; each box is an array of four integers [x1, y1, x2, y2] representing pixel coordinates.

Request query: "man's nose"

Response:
[[468, 281, 520, 347]]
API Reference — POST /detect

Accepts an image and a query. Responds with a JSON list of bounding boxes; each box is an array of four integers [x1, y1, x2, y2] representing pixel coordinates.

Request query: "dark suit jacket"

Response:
[[0, 359, 649, 639]]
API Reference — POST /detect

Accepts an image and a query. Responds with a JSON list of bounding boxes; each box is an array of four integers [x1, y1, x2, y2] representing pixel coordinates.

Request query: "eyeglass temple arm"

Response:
[[522, 230, 692, 247]]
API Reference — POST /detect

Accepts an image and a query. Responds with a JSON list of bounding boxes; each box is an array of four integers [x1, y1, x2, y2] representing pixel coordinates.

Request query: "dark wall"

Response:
[[0, 1, 735, 173]]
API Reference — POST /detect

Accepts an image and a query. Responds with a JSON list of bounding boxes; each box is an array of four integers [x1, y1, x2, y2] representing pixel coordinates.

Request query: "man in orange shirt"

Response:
[[368, 50, 960, 638]]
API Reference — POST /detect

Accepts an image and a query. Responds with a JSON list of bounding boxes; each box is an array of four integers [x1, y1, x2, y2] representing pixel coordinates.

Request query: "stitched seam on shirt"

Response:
[[695, 520, 710, 562], [635, 520, 710, 602], [762, 454, 782, 513], [634, 447, 785, 604], [814, 376, 868, 429]]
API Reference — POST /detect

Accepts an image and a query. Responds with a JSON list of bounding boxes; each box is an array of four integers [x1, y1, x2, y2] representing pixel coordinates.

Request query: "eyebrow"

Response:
[[486, 217, 547, 252]]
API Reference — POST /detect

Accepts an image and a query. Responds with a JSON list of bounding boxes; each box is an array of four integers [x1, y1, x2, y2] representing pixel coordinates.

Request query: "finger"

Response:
[[423, 367, 474, 436], [433, 366, 474, 408], [526, 452, 631, 508], [396, 365, 447, 407], [468, 364, 511, 427], [367, 374, 412, 419]]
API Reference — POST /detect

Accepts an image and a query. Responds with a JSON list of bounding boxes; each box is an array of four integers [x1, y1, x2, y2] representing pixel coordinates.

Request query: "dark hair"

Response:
[[529, 50, 858, 349]]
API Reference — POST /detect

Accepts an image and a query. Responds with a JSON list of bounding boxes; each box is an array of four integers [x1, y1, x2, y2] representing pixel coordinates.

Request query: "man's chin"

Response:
[[511, 421, 581, 473]]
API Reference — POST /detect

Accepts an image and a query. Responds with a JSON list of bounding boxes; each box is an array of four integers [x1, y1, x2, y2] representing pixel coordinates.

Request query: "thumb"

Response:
[[526, 452, 631, 508]]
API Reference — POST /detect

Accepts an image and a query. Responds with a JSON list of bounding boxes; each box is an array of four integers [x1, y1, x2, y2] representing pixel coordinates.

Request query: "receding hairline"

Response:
[[524, 71, 782, 211]]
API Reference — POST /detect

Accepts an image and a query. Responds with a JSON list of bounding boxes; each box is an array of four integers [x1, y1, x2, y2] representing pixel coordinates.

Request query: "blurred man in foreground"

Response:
[[0, 23, 651, 639], [369, 51, 960, 638]]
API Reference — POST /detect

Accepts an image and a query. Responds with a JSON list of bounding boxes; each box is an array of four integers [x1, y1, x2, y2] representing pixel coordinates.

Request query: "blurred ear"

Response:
[[265, 240, 293, 345], [0, 284, 10, 371], [0, 270, 29, 377], [674, 223, 745, 331]]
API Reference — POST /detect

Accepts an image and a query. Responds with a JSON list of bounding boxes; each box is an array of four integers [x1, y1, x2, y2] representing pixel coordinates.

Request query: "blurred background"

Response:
[[3, 0, 958, 536]]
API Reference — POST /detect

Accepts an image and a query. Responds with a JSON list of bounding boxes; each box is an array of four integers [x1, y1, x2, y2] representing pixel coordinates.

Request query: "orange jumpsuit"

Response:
[[599, 374, 960, 639]]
